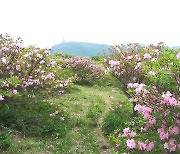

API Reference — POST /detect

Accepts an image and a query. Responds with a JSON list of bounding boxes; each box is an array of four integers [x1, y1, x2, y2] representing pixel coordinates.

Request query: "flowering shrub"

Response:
[[106, 43, 180, 95], [124, 84, 179, 153], [107, 84, 180, 153], [103, 43, 180, 153], [0, 34, 72, 103], [143, 47, 180, 95], [105, 43, 161, 91], [65, 57, 105, 84]]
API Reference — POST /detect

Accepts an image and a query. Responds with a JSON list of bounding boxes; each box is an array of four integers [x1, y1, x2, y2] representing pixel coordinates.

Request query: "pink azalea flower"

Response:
[[169, 146, 176, 152], [169, 138, 176, 152], [129, 98, 138, 103], [0, 95, 5, 101], [135, 84, 145, 95], [134, 104, 152, 120], [134, 104, 143, 112], [12, 89, 18, 95], [164, 142, 169, 150], [109, 60, 120, 67], [1, 57, 7, 64], [123, 127, 130, 136], [132, 77, 136, 81], [169, 126, 179, 135], [169, 138, 176, 146], [37, 54, 43, 59], [126, 55, 133, 60], [143, 126, 149, 132], [159, 132, 169, 140], [177, 143, 180, 149], [129, 131, 136, 137], [135, 87, 142, 95], [162, 91, 172, 100], [144, 107, 152, 114], [177, 52, 180, 59], [16, 65, 21, 71], [51, 60, 56, 66], [157, 126, 165, 133], [146, 142, 154, 151], [135, 62, 141, 69], [148, 71, 156, 76], [133, 83, 139, 88], [127, 83, 133, 89], [162, 92, 179, 106], [143, 113, 151, 120], [143, 89, 149, 95], [116, 143, 121, 148], [152, 57, 157, 61], [45, 72, 55, 80], [169, 97, 178, 106], [138, 141, 146, 150], [144, 53, 152, 59], [126, 139, 136, 149], [112, 89, 116, 93], [60, 117, 65, 121], [149, 117, 156, 126]]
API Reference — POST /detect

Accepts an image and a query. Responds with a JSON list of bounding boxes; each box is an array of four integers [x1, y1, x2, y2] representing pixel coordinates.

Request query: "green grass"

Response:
[[0, 78, 130, 153], [50, 85, 128, 153]]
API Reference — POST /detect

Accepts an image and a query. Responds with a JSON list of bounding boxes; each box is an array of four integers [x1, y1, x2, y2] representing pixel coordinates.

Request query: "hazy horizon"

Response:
[[1, 0, 180, 48]]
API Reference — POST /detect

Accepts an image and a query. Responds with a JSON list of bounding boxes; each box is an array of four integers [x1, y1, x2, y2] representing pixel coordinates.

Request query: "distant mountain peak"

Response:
[[51, 41, 110, 57]]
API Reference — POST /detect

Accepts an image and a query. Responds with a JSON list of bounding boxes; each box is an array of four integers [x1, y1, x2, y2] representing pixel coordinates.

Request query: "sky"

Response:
[[0, 0, 180, 48]]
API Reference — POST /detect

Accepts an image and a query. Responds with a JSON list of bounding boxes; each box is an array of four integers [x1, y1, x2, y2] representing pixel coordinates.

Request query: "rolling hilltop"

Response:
[[50, 41, 180, 57], [51, 41, 110, 57]]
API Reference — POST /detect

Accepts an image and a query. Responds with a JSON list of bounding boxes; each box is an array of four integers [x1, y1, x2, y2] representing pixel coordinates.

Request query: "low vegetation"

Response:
[[0, 34, 179, 153]]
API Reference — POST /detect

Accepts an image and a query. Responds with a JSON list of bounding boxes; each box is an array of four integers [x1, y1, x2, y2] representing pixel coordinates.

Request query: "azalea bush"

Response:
[[0, 34, 74, 143], [105, 43, 161, 91], [0, 34, 72, 103], [106, 43, 180, 95], [103, 43, 180, 153], [65, 57, 105, 84], [105, 84, 180, 153], [143, 47, 180, 95], [127, 84, 179, 153]]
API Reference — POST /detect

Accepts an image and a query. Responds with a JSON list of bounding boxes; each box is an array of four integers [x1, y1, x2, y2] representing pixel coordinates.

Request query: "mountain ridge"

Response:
[[51, 41, 110, 57], [50, 41, 180, 57]]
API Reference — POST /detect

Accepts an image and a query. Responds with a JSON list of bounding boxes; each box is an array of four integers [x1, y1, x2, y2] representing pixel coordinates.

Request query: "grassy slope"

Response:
[[2, 84, 129, 154], [52, 85, 129, 153]]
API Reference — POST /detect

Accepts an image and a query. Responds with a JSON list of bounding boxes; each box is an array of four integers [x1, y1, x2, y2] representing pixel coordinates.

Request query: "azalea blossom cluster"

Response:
[[105, 43, 160, 91], [65, 57, 105, 83], [107, 43, 180, 95], [108, 60, 120, 68], [117, 127, 155, 152], [144, 49, 180, 94], [125, 83, 180, 152], [137, 140, 154, 151], [122, 127, 136, 138], [177, 52, 180, 59], [126, 139, 154, 152], [104, 43, 180, 153], [0, 34, 72, 102]]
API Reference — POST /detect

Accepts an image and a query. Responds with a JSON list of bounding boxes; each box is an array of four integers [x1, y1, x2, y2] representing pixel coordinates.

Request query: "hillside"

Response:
[[1, 34, 180, 153], [51, 41, 110, 57]]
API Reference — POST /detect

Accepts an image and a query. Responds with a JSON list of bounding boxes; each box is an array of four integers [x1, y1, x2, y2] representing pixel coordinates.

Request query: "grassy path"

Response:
[[51, 85, 128, 153], [3, 84, 129, 154]]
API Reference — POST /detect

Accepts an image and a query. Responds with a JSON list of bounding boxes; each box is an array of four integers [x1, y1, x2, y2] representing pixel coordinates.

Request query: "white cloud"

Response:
[[0, 0, 180, 47]]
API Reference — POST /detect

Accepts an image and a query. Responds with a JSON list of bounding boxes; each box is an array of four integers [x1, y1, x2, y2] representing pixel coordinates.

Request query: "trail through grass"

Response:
[[2, 84, 129, 154], [51, 85, 128, 153]]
